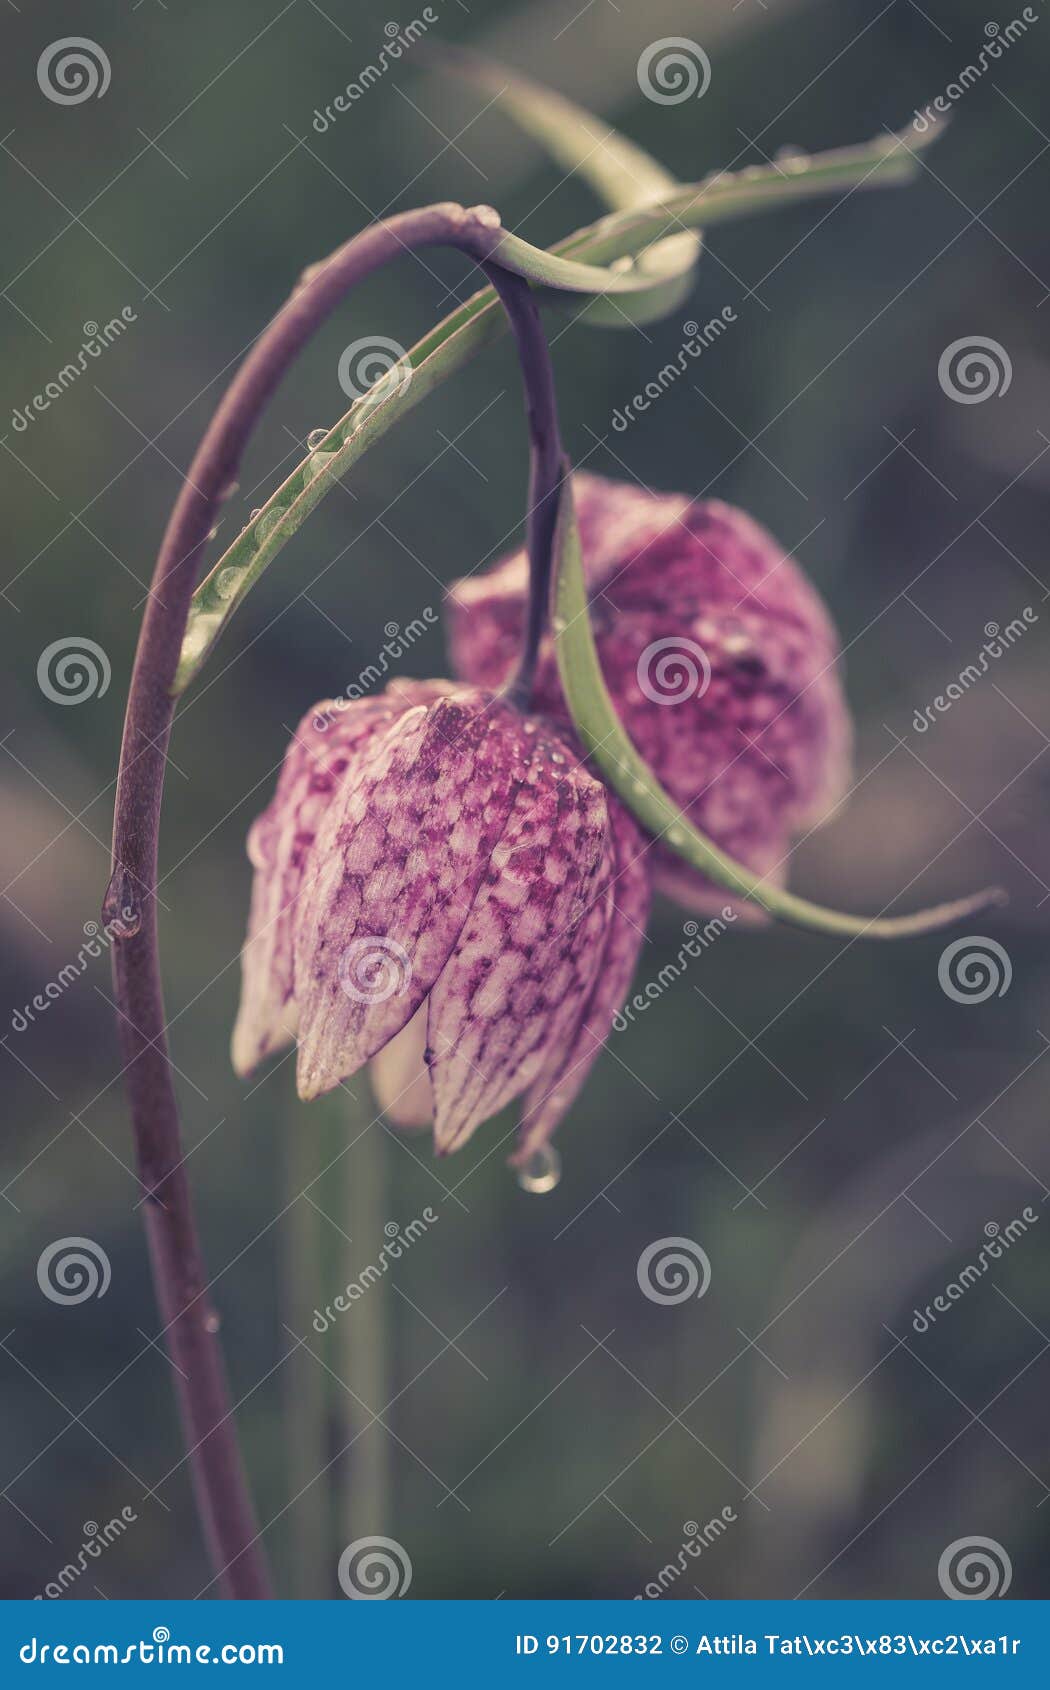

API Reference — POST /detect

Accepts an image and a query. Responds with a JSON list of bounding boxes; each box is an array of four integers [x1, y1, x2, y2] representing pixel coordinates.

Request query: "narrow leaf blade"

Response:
[[550, 472, 1001, 941]]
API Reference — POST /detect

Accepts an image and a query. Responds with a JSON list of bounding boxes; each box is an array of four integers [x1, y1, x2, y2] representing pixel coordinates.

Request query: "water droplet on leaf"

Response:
[[305, 450, 335, 482], [306, 427, 328, 450], [256, 508, 284, 542], [775, 145, 810, 173], [180, 611, 223, 663]]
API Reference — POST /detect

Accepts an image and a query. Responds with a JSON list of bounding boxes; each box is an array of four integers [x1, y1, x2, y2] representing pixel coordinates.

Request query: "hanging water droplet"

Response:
[[249, 507, 262, 522], [517, 1144, 561, 1194], [306, 427, 329, 450], [215, 567, 240, 602]]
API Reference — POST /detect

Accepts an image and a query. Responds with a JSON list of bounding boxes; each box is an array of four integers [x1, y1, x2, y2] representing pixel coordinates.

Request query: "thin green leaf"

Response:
[[175, 120, 943, 695], [550, 473, 1001, 940]]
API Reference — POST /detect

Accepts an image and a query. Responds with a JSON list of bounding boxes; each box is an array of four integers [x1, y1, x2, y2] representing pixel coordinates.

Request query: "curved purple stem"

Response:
[[104, 204, 567, 1598], [482, 264, 568, 709]]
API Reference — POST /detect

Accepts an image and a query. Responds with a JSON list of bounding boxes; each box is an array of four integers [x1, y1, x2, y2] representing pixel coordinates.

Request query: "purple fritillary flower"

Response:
[[447, 473, 852, 915], [233, 680, 648, 1160]]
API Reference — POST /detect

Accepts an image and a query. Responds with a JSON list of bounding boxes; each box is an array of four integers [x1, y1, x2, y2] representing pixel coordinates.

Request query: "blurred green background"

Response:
[[2, 0, 1048, 1600]]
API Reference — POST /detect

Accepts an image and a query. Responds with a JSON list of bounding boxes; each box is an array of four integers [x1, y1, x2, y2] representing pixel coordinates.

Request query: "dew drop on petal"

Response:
[[517, 1145, 561, 1194]]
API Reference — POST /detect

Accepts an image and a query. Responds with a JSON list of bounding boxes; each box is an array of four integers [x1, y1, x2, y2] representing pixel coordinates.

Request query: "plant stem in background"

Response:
[[283, 1118, 328, 1600], [341, 1120, 392, 1547]]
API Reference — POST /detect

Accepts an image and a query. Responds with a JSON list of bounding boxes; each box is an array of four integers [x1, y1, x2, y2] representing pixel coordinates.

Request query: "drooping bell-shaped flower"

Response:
[[232, 680, 649, 1161], [448, 473, 852, 915]]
